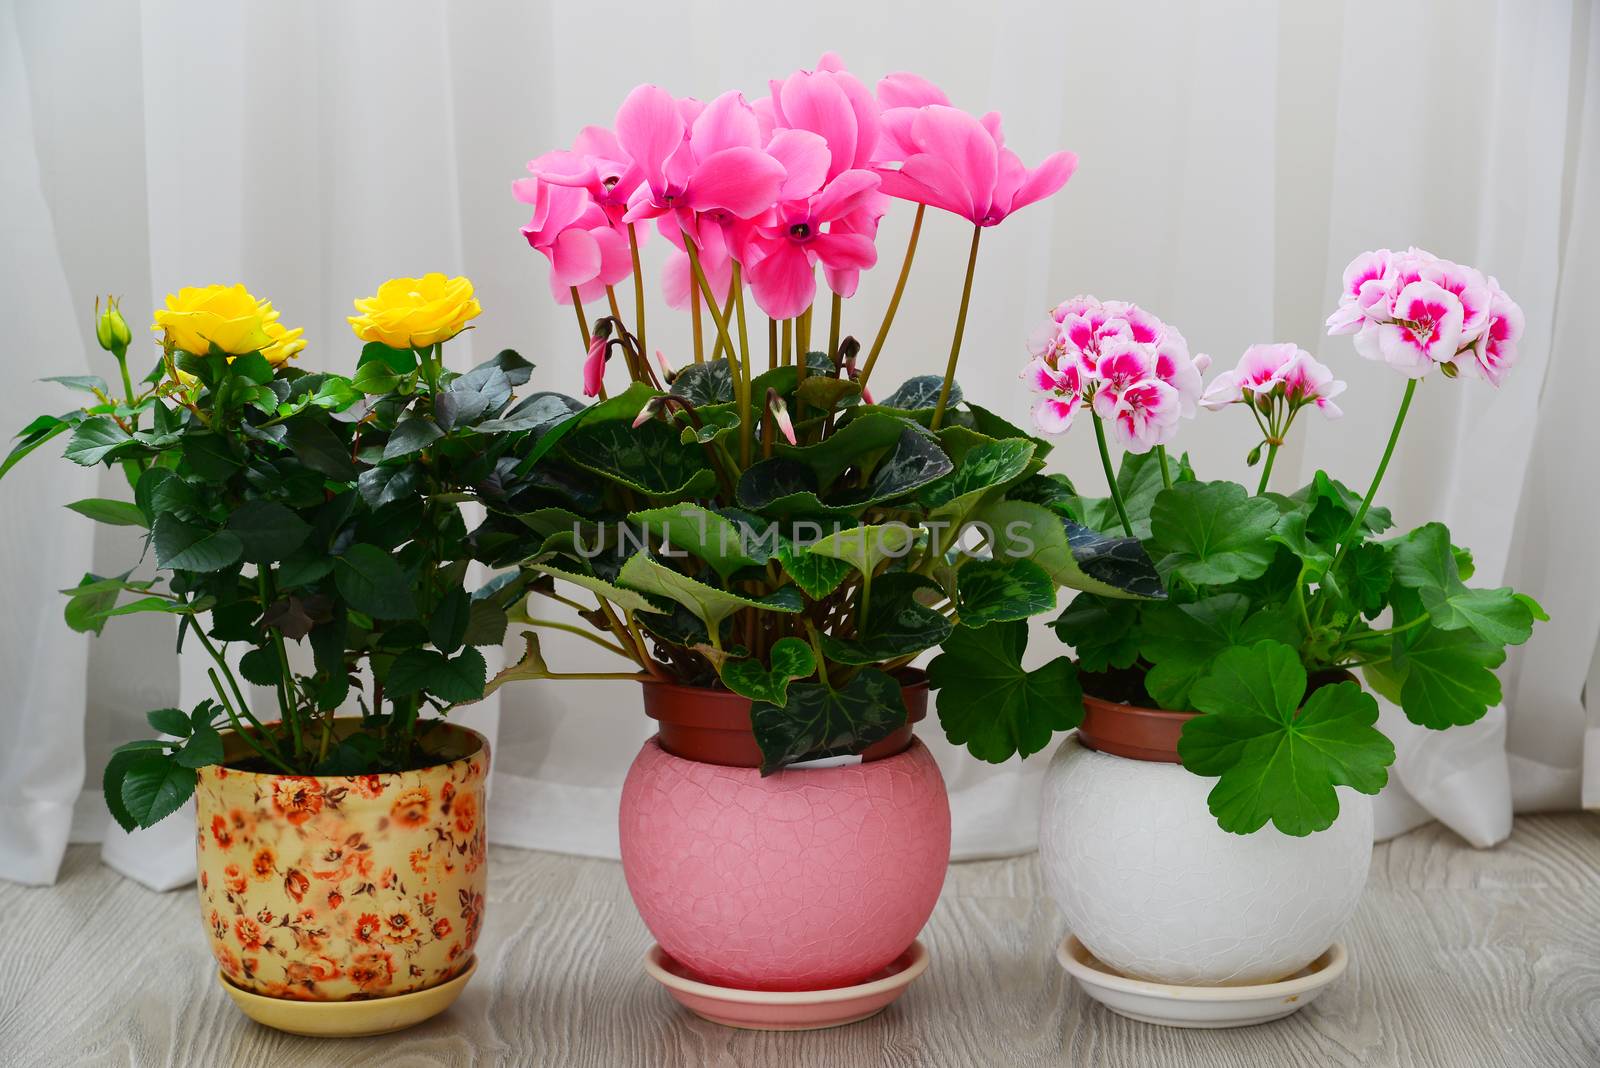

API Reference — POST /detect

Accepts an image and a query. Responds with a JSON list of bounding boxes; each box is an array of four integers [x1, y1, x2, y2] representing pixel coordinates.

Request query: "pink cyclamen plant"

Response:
[[513, 54, 1078, 452]]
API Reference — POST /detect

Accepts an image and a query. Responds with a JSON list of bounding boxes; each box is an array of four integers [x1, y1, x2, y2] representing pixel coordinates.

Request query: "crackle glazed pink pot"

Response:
[[618, 675, 951, 992]]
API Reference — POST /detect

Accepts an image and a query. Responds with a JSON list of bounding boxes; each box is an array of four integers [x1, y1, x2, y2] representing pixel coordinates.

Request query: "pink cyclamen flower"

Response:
[[1375, 280, 1465, 377], [527, 126, 644, 228], [619, 86, 785, 235], [1021, 357, 1086, 435], [873, 105, 1077, 226], [745, 131, 882, 319], [514, 177, 632, 304]]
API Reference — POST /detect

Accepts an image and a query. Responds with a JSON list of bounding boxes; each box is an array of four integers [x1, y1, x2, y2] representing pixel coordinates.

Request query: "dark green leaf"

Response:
[[284, 418, 357, 480], [775, 535, 853, 599], [152, 514, 243, 572], [383, 415, 443, 459], [238, 646, 283, 686], [930, 620, 1081, 762], [64, 418, 136, 466], [333, 544, 417, 619], [669, 358, 735, 406], [351, 360, 402, 394], [819, 572, 951, 664], [358, 342, 419, 373], [880, 375, 958, 411], [103, 741, 168, 832], [226, 500, 312, 563], [955, 558, 1055, 627], [1140, 594, 1301, 710], [629, 503, 762, 580], [180, 433, 241, 480], [429, 586, 471, 654], [174, 723, 224, 768], [41, 374, 109, 395], [386, 647, 487, 703], [751, 668, 906, 772], [719, 637, 817, 705], [562, 418, 715, 499], [980, 500, 1167, 600], [357, 463, 419, 510], [1050, 595, 1142, 673], [146, 707, 191, 737]]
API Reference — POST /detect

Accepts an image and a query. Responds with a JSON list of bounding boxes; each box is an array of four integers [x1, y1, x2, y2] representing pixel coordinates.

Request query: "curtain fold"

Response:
[[1, 0, 1594, 888]]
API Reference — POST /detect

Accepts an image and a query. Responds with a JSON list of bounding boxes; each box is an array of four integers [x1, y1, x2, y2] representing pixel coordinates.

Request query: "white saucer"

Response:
[[1056, 935, 1347, 1028]]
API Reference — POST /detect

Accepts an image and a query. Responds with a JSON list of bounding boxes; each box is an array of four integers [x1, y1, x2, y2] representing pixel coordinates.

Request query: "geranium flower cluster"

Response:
[[1020, 297, 1209, 453], [1325, 246, 1525, 385], [515, 54, 1077, 329]]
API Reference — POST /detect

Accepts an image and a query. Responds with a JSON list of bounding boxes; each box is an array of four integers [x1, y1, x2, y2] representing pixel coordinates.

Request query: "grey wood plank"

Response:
[[1, 815, 1596, 1067]]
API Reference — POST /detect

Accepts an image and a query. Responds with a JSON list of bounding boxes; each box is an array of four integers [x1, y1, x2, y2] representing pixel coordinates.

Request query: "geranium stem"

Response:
[[1256, 443, 1278, 495], [860, 203, 924, 392], [1330, 378, 1417, 575], [627, 223, 647, 358], [1156, 445, 1173, 490], [1092, 411, 1134, 536], [931, 224, 984, 430]]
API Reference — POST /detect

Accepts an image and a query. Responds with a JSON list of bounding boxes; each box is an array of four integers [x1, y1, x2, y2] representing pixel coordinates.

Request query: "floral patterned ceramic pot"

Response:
[[195, 720, 487, 1024], [619, 677, 951, 995]]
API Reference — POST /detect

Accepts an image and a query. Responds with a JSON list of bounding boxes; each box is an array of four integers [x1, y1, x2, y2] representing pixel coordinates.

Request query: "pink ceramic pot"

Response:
[[618, 686, 951, 992]]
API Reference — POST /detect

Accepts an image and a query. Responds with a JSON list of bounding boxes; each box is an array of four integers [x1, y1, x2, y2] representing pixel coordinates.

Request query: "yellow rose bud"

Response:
[[151, 284, 278, 357], [349, 274, 482, 350], [95, 295, 132, 353]]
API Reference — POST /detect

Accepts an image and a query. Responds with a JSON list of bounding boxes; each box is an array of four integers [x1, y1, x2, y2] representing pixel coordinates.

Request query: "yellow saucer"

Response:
[[218, 956, 477, 1037]]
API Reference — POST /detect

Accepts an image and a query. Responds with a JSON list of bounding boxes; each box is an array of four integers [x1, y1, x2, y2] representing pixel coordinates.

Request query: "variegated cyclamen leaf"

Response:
[[978, 499, 1165, 600]]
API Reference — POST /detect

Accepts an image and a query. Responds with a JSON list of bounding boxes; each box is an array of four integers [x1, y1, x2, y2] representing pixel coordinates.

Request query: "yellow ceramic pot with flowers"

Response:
[[195, 721, 488, 1034]]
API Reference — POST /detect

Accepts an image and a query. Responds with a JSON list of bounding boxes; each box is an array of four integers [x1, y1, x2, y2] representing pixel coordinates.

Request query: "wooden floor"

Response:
[[2, 814, 1597, 1067]]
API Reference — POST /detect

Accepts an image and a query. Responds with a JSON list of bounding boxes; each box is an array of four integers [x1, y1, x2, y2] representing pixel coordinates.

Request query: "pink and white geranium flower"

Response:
[[1201, 343, 1345, 419], [1022, 297, 1201, 451], [1327, 247, 1523, 386]]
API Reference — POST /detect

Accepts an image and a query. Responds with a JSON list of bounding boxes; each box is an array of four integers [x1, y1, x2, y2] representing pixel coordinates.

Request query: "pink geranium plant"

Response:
[[982, 254, 1545, 836]]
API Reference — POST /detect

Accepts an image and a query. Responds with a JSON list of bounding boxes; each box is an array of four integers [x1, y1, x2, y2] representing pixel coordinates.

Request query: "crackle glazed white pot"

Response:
[[1039, 700, 1373, 987]]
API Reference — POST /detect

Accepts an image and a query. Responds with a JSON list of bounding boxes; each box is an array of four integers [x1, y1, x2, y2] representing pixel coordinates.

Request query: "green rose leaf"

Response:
[[929, 619, 1082, 762], [357, 464, 419, 510], [226, 500, 312, 564], [351, 360, 402, 394], [66, 498, 148, 528], [333, 543, 417, 620], [1148, 480, 1280, 586], [284, 418, 357, 481], [173, 723, 225, 769], [751, 667, 907, 773], [1140, 594, 1301, 711], [153, 514, 244, 573], [719, 637, 817, 705], [146, 707, 191, 737], [1, 414, 73, 479], [1180, 641, 1394, 836], [64, 418, 136, 466], [386, 647, 487, 704], [383, 414, 444, 460], [103, 741, 167, 832], [955, 558, 1055, 627], [119, 753, 195, 829]]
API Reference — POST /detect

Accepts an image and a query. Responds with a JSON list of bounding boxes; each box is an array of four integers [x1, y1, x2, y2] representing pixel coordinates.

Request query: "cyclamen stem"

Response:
[[828, 291, 842, 361], [683, 236, 736, 364], [570, 287, 591, 348], [626, 222, 647, 358], [732, 262, 754, 466], [690, 281, 705, 364], [859, 203, 925, 392], [931, 224, 983, 430], [1092, 410, 1134, 536]]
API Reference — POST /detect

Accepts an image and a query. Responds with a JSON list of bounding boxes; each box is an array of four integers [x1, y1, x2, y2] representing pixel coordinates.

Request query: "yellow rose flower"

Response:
[[349, 274, 481, 349], [151, 284, 278, 356], [261, 319, 307, 366]]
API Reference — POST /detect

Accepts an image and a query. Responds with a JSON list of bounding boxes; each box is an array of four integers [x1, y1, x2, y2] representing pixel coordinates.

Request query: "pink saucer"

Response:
[[643, 940, 929, 1030]]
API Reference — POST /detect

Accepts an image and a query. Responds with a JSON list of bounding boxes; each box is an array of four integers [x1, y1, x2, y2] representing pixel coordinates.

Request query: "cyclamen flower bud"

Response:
[[96, 295, 132, 354]]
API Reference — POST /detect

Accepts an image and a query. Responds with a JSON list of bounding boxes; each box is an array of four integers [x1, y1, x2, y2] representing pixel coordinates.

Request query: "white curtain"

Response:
[[2, 0, 1595, 889]]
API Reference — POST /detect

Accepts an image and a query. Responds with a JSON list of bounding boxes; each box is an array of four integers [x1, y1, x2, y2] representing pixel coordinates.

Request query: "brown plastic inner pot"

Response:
[[1077, 669, 1358, 764], [642, 670, 929, 768]]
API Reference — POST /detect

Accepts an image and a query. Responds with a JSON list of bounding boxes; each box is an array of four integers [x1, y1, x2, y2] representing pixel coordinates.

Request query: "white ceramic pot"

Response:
[[1039, 734, 1373, 986]]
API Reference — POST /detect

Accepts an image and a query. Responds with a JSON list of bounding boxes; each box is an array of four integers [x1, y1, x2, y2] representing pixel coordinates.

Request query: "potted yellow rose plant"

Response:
[[1, 275, 521, 1037]]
